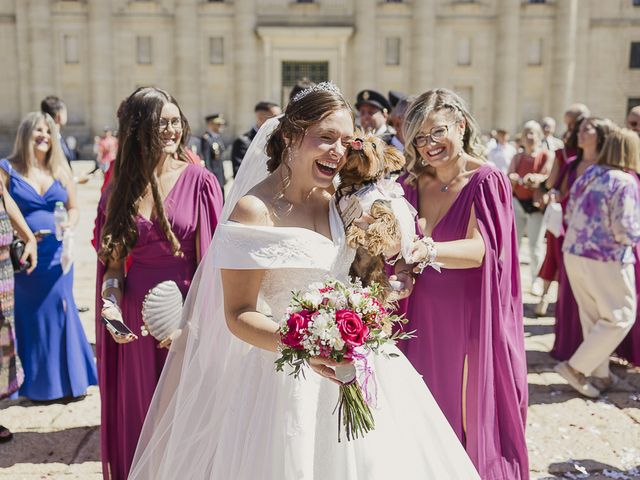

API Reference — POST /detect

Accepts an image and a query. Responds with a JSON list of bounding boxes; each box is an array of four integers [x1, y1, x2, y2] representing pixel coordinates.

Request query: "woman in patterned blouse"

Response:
[[555, 128, 640, 398]]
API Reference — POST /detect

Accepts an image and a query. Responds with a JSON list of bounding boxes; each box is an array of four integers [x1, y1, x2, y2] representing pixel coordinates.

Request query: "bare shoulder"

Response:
[[466, 156, 486, 173], [228, 194, 273, 226]]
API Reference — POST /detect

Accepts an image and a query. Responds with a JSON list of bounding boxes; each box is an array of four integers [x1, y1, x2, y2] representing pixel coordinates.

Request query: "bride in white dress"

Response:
[[129, 83, 480, 479]]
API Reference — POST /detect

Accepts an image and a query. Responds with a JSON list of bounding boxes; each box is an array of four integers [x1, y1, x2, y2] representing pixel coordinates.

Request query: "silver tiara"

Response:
[[292, 81, 342, 103]]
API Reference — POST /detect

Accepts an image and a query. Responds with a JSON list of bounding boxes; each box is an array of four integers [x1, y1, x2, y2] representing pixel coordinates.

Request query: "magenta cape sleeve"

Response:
[[195, 168, 223, 258], [467, 169, 529, 478]]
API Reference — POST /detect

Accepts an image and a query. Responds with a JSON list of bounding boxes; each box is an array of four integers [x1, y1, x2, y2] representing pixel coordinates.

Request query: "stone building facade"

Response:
[[0, 0, 639, 150]]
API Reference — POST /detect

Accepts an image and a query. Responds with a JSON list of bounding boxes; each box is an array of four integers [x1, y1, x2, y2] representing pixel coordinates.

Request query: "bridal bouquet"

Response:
[[275, 279, 412, 442]]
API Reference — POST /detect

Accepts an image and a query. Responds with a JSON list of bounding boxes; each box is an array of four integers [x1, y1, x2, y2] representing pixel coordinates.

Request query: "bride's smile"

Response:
[[291, 109, 354, 190]]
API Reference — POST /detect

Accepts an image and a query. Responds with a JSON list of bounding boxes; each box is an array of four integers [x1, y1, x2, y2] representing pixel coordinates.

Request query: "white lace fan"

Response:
[[141, 280, 184, 341]]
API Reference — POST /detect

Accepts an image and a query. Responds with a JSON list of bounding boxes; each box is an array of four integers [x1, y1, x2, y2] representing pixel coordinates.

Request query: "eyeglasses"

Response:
[[159, 118, 183, 132], [412, 122, 457, 148]]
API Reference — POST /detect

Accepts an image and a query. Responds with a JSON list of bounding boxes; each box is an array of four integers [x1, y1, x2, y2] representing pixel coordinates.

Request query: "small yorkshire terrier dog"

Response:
[[337, 130, 409, 305]]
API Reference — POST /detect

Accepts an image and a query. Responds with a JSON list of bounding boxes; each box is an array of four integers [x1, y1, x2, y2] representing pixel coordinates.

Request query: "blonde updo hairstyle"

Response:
[[403, 88, 485, 186]]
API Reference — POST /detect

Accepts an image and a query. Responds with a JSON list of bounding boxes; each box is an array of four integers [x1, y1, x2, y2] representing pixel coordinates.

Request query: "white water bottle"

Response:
[[53, 201, 68, 241]]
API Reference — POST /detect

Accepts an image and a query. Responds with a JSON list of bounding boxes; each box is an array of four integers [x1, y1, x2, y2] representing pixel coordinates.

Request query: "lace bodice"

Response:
[[259, 237, 354, 320], [213, 206, 355, 321]]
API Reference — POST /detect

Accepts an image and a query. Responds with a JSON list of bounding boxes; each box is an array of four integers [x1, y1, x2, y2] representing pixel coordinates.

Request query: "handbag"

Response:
[[0, 193, 29, 273], [543, 201, 564, 237], [141, 280, 184, 341]]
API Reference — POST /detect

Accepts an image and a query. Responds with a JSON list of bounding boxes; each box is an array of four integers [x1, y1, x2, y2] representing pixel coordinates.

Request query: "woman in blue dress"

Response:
[[0, 111, 97, 401]]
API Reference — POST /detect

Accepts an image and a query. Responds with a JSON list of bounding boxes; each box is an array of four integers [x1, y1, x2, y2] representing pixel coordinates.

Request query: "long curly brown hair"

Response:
[[99, 87, 191, 263]]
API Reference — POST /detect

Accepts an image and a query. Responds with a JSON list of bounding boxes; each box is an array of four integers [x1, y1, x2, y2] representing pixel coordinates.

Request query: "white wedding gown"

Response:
[[130, 116, 479, 479], [130, 201, 479, 479]]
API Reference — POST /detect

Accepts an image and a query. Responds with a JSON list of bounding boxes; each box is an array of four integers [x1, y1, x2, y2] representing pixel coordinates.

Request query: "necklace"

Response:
[[436, 153, 465, 193]]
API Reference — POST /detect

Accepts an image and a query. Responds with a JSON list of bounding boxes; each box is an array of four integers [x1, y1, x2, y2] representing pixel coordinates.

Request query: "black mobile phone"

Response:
[[101, 315, 134, 337]]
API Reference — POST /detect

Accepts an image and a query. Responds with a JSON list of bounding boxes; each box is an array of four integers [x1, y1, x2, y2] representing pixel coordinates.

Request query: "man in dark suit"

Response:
[[355, 89, 395, 145], [201, 113, 227, 192], [41, 96, 76, 166], [231, 101, 281, 177]]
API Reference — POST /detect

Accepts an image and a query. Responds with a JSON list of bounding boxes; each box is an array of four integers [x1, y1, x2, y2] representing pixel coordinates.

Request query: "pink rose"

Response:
[[336, 309, 369, 348], [282, 310, 313, 350]]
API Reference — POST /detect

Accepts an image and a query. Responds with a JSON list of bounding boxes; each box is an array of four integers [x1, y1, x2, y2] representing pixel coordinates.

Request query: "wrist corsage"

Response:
[[413, 236, 443, 274]]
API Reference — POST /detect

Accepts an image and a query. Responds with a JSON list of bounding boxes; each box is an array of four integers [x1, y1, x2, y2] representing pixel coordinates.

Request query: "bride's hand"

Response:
[[309, 357, 347, 385], [388, 271, 415, 301]]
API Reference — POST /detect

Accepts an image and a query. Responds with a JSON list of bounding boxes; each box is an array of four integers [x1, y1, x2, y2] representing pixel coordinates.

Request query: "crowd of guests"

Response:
[[0, 81, 637, 480], [484, 104, 640, 398]]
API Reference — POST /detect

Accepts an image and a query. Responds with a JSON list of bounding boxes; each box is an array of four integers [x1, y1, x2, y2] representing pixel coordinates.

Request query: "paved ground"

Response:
[[0, 162, 638, 479]]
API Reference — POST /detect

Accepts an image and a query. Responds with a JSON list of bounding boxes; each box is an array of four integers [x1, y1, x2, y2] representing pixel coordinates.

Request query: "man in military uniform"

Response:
[[201, 113, 227, 192], [231, 101, 281, 177], [355, 89, 395, 145]]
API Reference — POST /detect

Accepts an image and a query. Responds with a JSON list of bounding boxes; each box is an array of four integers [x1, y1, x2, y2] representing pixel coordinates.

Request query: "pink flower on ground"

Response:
[[336, 309, 369, 348], [282, 310, 314, 350]]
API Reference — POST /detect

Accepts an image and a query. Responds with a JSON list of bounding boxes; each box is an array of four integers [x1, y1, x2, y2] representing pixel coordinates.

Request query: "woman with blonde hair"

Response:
[[508, 120, 554, 291], [556, 128, 640, 397], [392, 88, 528, 479], [0, 112, 97, 400]]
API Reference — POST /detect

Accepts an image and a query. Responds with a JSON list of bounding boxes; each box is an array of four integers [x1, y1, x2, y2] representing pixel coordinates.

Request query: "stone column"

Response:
[[174, 0, 200, 124], [410, 0, 435, 93], [15, 0, 30, 115], [550, 0, 579, 123], [262, 38, 273, 101], [233, 0, 258, 132], [88, 0, 115, 134], [27, 0, 54, 108], [352, 0, 377, 95], [493, 0, 520, 131]]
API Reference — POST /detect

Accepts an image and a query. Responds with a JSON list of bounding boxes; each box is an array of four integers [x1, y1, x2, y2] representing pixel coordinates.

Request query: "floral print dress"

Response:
[[0, 188, 22, 399]]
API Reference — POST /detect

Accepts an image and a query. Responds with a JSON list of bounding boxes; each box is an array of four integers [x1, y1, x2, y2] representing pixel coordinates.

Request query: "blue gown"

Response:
[[0, 159, 97, 400]]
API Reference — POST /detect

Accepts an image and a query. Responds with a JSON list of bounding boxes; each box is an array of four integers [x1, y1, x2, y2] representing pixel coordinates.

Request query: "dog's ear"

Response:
[[383, 145, 406, 174]]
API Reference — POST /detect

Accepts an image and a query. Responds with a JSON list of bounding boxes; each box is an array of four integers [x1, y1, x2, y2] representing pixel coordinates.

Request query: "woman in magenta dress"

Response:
[[535, 115, 584, 316], [94, 87, 223, 480], [392, 89, 528, 479]]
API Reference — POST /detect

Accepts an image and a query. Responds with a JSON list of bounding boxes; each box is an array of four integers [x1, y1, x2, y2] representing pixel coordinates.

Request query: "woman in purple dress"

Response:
[[94, 87, 223, 480], [393, 89, 528, 479]]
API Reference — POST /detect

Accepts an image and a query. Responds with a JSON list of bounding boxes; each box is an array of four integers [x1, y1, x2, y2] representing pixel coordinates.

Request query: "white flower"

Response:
[[302, 291, 324, 308], [327, 324, 345, 350], [310, 312, 333, 336], [349, 292, 364, 308]]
